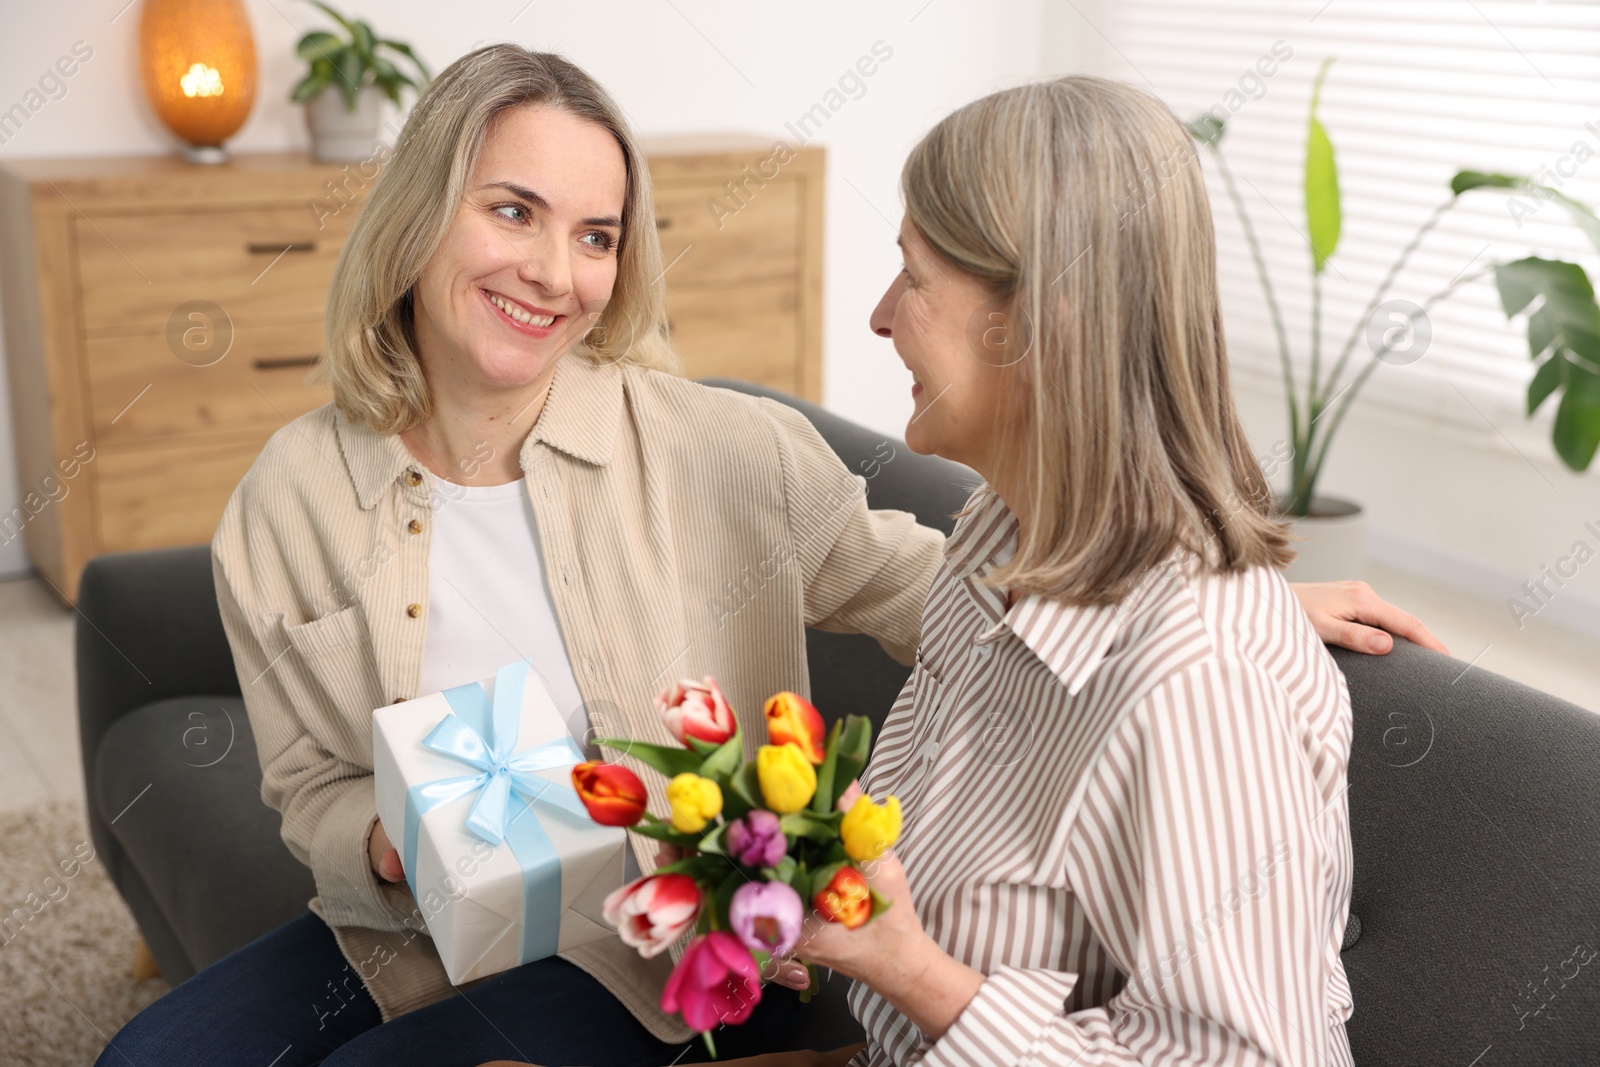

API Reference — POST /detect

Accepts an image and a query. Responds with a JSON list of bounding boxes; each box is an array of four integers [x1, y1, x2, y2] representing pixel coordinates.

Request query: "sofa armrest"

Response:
[[76, 545, 241, 870]]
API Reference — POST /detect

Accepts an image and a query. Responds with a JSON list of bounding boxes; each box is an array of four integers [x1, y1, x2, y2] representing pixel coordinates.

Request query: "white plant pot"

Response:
[[1282, 495, 1367, 583], [305, 86, 384, 163]]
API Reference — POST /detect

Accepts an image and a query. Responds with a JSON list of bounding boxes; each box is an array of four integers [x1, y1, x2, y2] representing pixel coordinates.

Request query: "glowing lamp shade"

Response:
[[139, 0, 258, 163]]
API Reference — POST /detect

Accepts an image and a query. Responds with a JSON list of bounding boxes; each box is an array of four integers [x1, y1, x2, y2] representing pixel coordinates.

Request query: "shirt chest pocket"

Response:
[[277, 605, 387, 718]]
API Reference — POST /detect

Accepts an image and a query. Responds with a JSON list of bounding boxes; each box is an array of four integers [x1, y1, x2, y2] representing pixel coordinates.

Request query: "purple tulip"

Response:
[[725, 809, 787, 868], [728, 881, 803, 957]]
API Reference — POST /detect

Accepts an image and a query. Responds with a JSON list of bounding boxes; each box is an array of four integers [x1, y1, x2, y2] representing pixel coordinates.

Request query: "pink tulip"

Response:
[[660, 931, 763, 1032], [728, 881, 803, 957], [656, 676, 737, 748], [601, 874, 700, 958], [725, 809, 787, 868]]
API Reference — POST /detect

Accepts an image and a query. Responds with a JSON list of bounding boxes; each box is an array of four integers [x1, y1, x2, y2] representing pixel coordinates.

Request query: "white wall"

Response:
[[0, 0, 1057, 575], [1044, 1, 1600, 639]]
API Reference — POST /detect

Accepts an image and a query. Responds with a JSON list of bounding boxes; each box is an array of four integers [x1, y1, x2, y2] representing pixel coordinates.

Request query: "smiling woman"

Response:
[[97, 42, 1445, 1067]]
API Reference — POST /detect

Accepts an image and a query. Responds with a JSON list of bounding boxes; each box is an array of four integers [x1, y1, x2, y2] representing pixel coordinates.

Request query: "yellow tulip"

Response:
[[840, 794, 902, 862], [665, 773, 723, 833], [756, 743, 817, 814]]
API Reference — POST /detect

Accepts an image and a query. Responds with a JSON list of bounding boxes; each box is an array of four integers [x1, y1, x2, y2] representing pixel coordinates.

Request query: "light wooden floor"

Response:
[[0, 563, 1595, 819]]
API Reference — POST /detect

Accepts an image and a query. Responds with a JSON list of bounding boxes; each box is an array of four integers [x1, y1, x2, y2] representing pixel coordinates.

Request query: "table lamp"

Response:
[[138, 0, 258, 163]]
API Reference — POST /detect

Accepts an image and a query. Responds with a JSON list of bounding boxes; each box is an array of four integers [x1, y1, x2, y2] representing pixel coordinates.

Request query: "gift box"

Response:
[[373, 658, 626, 984]]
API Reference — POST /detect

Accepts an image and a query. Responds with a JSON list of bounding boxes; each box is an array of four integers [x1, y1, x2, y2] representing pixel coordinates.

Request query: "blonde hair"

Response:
[[903, 75, 1293, 604], [318, 45, 677, 434]]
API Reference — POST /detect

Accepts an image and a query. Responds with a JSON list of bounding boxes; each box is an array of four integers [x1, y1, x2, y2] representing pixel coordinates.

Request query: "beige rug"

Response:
[[0, 797, 170, 1066]]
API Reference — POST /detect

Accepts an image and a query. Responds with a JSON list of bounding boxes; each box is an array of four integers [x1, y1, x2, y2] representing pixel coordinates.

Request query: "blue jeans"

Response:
[[98, 912, 810, 1067]]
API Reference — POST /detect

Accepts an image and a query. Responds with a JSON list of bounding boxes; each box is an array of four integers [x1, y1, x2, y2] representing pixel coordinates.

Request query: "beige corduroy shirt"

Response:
[[210, 355, 943, 1043]]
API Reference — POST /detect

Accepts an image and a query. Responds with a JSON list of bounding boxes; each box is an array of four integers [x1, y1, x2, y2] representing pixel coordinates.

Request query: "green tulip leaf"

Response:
[[810, 719, 844, 814], [593, 738, 702, 779], [696, 733, 744, 785]]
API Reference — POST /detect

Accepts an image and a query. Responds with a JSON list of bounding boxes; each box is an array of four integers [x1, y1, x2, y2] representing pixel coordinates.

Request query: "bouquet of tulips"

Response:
[[568, 678, 901, 1052]]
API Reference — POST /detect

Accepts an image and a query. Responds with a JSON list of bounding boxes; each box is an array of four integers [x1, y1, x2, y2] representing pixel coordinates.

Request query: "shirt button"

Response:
[[407, 518, 423, 534], [973, 642, 994, 659], [406, 469, 423, 486], [406, 603, 422, 618]]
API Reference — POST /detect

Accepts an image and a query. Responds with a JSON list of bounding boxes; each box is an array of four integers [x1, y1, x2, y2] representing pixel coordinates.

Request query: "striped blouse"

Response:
[[847, 487, 1356, 1067]]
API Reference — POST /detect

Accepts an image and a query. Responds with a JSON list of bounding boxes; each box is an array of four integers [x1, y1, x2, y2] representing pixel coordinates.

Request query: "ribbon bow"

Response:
[[400, 659, 593, 962]]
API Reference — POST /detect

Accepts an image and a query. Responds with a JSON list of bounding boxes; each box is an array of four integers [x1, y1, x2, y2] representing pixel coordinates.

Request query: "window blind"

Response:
[[1084, 1, 1600, 418]]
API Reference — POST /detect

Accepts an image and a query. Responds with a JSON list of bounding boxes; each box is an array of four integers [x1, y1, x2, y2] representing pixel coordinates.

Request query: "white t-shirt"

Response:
[[417, 475, 641, 884], [417, 476, 589, 747]]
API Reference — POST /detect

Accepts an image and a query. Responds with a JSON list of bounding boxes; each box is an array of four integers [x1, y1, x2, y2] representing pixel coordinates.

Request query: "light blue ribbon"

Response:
[[401, 659, 591, 962]]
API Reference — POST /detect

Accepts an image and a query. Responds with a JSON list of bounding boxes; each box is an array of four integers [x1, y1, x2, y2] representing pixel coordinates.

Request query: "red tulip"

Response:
[[572, 760, 647, 827], [656, 677, 737, 748], [602, 874, 701, 958], [660, 931, 763, 1032], [763, 691, 825, 764], [813, 865, 873, 929]]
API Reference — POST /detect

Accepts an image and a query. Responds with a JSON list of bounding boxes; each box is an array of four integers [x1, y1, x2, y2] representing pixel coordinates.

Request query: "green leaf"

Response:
[[1546, 189, 1600, 258], [594, 738, 702, 779], [696, 733, 744, 785], [728, 762, 763, 811], [767, 854, 797, 885], [305, 0, 357, 37], [810, 720, 844, 815], [379, 38, 431, 82], [1553, 369, 1600, 470], [1185, 114, 1226, 147], [296, 31, 343, 63], [809, 860, 847, 904], [350, 18, 376, 61], [780, 810, 841, 842], [289, 71, 330, 104], [333, 47, 366, 109], [1450, 170, 1521, 196], [1304, 58, 1341, 274], [1495, 259, 1600, 330], [683, 735, 721, 758], [869, 886, 893, 920], [1528, 306, 1557, 362], [711, 871, 741, 932], [697, 821, 730, 857], [829, 716, 873, 807], [653, 854, 726, 880], [1528, 353, 1566, 415]]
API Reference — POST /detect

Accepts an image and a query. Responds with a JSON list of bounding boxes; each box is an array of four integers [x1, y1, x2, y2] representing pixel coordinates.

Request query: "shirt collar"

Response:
[[334, 355, 625, 511], [951, 486, 1189, 697]]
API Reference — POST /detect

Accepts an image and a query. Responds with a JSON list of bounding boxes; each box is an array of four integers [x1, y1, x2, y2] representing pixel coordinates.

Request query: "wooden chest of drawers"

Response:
[[0, 137, 823, 602]]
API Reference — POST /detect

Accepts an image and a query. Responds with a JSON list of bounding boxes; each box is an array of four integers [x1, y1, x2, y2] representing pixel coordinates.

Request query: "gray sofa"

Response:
[[77, 380, 1600, 1064]]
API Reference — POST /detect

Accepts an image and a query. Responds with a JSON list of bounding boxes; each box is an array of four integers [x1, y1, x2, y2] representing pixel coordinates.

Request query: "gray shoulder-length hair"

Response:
[[903, 75, 1294, 603], [316, 45, 677, 435]]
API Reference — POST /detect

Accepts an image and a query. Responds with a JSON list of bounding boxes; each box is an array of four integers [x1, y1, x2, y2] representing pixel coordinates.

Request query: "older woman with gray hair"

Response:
[[99, 46, 1436, 1067]]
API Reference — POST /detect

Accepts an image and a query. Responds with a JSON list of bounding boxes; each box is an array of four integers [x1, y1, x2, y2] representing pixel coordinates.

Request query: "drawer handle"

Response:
[[253, 354, 320, 370], [246, 241, 316, 255], [655, 218, 672, 230]]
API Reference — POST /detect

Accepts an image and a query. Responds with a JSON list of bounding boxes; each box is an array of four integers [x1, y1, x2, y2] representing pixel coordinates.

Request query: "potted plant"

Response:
[[290, 0, 429, 163], [1188, 58, 1600, 580]]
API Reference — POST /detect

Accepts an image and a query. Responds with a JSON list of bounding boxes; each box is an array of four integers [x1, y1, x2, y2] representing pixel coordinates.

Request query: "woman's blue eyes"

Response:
[[491, 204, 616, 252]]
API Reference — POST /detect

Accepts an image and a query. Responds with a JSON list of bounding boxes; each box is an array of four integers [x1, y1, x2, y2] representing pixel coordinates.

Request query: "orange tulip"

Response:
[[813, 865, 873, 929], [764, 692, 825, 764], [572, 761, 648, 827]]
